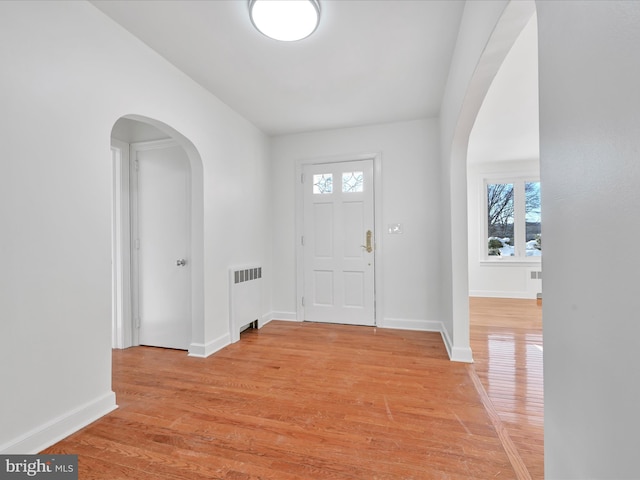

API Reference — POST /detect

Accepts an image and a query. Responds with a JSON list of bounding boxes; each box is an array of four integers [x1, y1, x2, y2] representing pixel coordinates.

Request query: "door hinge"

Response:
[[134, 159, 139, 171], [135, 238, 140, 249], [301, 296, 305, 307], [135, 317, 141, 328], [301, 235, 304, 246], [301, 173, 305, 183]]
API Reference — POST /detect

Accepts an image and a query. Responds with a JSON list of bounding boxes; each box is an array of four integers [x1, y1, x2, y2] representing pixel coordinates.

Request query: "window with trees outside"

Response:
[[486, 179, 541, 259]]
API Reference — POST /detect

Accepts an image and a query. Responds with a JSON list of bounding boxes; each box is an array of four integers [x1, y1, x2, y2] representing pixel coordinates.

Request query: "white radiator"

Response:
[[229, 266, 262, 343]]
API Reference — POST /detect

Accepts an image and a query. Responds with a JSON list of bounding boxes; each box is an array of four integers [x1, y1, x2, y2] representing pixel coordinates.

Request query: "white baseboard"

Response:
[[188, 333, 230, 358], [195, 313, 474, 364], [440, 322, 474, 363], [469, 290, 535, 299], [379, 317, 443, 332], [450, 345, 474, 363], [264, 311, 299, 323], [189, 313, 299, 357], [381, 318, 474, 364], [440, 324, 454, 358], [0, 391, 117, 454], [258, 313, 272, 328]]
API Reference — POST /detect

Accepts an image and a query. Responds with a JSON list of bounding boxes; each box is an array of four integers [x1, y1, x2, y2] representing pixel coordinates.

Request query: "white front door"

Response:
[[302, 159, 375, 326], [133, 141, 191, 350]]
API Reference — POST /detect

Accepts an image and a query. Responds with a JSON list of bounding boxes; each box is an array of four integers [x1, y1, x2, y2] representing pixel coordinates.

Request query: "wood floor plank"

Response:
[[469, 297, 544, 480], [42, 313, 541, 479]]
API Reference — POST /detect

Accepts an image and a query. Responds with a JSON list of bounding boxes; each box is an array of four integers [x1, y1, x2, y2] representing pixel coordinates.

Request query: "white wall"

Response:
[[537, 1, 640, 477], [270, 119, 444, 331], [467, 159, 541, 298], [0, 1, 270, 453]]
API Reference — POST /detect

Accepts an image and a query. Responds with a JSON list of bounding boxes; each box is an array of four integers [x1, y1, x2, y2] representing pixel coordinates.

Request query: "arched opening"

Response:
[[446, 1, 541, 475], [447, 0, 537, 362], [467, 12, 540, 299], [110, 115, 204, 356]]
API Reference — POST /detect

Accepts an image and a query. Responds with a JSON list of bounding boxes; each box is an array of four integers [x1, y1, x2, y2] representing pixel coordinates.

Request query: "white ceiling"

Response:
[[91, 0, 465, 136]]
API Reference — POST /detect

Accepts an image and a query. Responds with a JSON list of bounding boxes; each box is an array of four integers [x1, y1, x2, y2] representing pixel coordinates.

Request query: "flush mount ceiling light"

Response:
[[249, 0, 321, 42]]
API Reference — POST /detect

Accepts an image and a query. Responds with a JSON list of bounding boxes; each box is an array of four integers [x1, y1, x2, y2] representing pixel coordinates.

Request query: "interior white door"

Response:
[[303, 159, 375, 326], [134, 143, 191, 350]]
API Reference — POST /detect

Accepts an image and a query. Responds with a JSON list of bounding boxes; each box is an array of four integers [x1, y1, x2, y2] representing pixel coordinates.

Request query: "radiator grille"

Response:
[[234, 267, 262, 284]]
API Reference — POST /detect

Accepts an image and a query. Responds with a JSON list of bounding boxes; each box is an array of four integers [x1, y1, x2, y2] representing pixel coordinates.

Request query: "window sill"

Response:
[[480, 258, 542, 267]]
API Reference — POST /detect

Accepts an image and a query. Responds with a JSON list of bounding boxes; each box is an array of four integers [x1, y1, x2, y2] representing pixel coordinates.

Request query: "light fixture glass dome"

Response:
[[249, 0, 320, 42]]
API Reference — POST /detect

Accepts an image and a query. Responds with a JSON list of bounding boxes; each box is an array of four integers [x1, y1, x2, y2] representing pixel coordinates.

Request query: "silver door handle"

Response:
[[176, 259, 186, 267]]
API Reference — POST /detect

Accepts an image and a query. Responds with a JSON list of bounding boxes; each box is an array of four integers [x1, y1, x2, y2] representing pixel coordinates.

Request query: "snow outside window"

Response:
[[486, 179, 541, 259]]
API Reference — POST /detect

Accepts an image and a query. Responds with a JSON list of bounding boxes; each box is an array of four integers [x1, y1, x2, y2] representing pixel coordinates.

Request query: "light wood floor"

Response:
[[44, 299, 543, 479]]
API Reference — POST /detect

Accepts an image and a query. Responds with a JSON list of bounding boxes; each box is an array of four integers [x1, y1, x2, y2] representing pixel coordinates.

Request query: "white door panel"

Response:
[[303, 159, 375, 326], [343, 202, 364, 258], [134, 143, 191, 350]]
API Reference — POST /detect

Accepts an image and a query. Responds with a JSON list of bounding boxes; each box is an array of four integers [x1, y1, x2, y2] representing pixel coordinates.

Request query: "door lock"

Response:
[[176, 259, 187, 267], [361, 230, 373, 253]]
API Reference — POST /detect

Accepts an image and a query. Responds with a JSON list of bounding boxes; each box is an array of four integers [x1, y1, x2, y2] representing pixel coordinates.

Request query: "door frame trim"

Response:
[[295, 152, 383, 324], [111, 139, 132, 349]]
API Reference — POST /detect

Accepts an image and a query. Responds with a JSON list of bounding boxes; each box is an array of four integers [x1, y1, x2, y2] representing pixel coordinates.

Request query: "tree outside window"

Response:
[[486, 180, 541, 258], [525, 182, 541, 255]]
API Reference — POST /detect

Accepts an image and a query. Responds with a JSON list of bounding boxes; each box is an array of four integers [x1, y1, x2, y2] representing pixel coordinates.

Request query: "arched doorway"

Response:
[[446, 0, 537, 362], [110, 115, 204, 355]]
